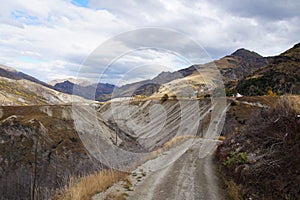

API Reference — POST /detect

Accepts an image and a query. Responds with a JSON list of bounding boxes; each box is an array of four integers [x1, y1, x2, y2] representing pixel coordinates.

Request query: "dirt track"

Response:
[[93, 139, 227, 200]]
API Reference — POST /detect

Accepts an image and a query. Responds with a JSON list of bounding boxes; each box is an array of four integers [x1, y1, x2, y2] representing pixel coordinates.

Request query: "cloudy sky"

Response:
[[0, 0, 299, 85]]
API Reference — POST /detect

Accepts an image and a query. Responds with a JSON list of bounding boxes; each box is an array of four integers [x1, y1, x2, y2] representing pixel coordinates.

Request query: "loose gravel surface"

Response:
[[93, 139, 227, 200]]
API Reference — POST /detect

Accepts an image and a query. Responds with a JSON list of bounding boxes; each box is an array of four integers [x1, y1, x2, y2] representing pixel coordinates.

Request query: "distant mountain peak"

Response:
[[62, 80, 74, 85], [231, 48, 262, 58], [48, 78, 92, 87]]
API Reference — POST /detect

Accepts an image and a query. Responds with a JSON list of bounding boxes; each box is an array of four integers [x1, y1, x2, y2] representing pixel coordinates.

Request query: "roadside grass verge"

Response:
[[55, 135, 199, 200], [54, 169, 128, 200]]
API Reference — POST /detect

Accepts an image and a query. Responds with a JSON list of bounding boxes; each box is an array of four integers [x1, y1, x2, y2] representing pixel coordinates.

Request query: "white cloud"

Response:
[[0, 0, 299, 84]]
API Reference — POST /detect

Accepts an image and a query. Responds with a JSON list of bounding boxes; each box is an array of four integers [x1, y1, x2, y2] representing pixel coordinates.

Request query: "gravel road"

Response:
[[93, 139, 228, 200]]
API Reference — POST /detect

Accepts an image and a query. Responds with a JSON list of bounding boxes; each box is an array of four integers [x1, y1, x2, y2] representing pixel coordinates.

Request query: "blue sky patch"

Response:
[[18, 56, 44, 64], [71, 0, 90, 8], [11, 10, 40, 25]]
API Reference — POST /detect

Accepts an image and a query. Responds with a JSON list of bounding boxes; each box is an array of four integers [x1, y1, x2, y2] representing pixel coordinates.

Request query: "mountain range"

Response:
[[0, 42, 299, 105]]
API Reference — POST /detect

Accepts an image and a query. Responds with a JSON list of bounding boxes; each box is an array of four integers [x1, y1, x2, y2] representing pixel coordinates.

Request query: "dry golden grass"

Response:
[[162, 135, 196, 150], [54, 169, 128, 200], [287, 95, 300, 112], [148, 135, 197, 158], [217, 136, 226, 141], [225, 180, 242, 200]]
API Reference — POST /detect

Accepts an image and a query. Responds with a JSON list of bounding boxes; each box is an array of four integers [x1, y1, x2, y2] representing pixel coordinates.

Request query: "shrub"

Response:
[[224, 152, 248, 166], [161, 94, 169, 102]]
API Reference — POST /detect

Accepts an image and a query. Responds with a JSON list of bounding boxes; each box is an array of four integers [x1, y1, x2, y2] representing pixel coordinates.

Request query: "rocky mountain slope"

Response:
[[236, 43, 300, 95], [212, 48, 271, 90], [0, 65, 90, 105]]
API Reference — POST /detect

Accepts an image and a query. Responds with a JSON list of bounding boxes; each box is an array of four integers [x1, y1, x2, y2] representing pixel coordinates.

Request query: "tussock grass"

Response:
[[54, 169, 128, 200], [287, 95, 300, 112], [225, 180, 241, 200]]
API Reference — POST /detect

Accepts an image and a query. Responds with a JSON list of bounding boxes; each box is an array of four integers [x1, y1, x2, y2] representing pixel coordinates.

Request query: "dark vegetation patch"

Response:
[[217, 98, 300, 199]]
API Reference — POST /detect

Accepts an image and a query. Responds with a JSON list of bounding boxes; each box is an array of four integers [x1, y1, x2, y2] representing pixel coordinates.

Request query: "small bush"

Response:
[[161, 94, 169, 102], [224, 152, 248, 166]]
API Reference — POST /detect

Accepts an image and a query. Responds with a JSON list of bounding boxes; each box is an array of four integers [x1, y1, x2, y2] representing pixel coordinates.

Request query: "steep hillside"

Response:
[[0, 102, 146, 199], [215, 48, 270, 86], [0, 65, 93, 105], [0, 76, 89, 105], [97, 98, 212, 151], [0, 65, 91, 105], [0, 105, 101, 199], [236, 43, 300, 95]]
